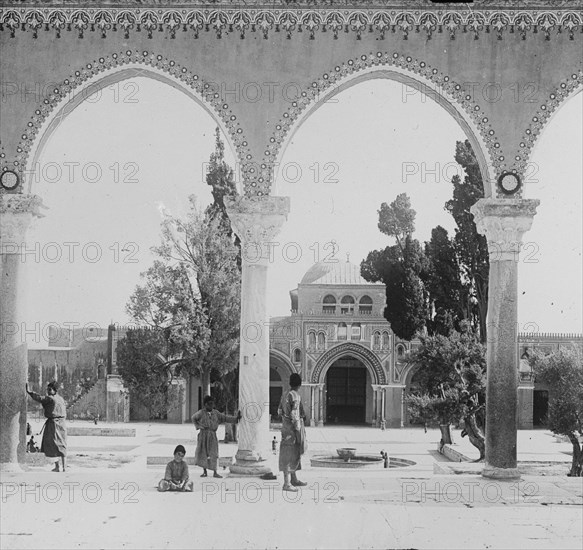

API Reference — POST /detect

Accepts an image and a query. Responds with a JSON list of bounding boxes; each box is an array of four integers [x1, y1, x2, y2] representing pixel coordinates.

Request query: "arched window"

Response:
[[317, 332, 326, 349], [351, 323, 361, 340], [340, 296, 355, 315], [359, 295, 373, 315], [308, 331, 316, 349], [396, 344, 406, 359], [382, 331, 390, 349], [373, 331, 381, 350], [293, 348, 301, 363], [322, 294, 336, 314], [338, 322, 347, 340]]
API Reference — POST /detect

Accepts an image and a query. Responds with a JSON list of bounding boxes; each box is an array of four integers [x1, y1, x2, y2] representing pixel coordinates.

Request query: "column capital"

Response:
[[1, 194, 46, 251], [470, 198, 539, 262], [225, 196, 290, 266]]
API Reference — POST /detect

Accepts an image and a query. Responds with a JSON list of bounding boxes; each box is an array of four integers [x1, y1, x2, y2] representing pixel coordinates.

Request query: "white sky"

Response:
[[23, 77, 582, 344]]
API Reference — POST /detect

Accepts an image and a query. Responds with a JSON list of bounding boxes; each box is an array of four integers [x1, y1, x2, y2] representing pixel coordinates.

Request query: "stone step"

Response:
[[146, 456, 233, 468], [68, 427, 136, 437]]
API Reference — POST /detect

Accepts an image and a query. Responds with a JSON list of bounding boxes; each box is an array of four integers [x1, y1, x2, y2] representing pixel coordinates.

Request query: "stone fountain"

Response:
[[309, 448, 416, 469]]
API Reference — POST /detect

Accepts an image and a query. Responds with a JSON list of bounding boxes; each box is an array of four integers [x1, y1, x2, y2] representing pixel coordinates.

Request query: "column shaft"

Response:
[[471, 198, 539, 480], [0, 194, 45, 470], [225, 196, 290, 476]]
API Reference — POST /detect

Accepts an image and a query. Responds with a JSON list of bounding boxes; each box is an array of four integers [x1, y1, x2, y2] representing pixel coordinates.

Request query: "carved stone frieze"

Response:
[[1, 4, 580, 41]]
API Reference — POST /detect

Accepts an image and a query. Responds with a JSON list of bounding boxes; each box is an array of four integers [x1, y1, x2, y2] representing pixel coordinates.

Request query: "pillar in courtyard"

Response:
[[225, 196, 290, 475], [471, 198, 539, 480], [317, 384, 325, 427], [0, 194, 45, 470]]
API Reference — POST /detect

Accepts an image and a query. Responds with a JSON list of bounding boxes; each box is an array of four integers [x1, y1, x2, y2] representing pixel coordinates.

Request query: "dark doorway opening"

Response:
[[269, 368, 283, 421], [326, 364, 367, 424], [533, 390, 549, 426]]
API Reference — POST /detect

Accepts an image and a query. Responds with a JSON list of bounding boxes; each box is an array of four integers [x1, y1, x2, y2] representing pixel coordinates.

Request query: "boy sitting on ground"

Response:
[[158, 445, 194, 492]]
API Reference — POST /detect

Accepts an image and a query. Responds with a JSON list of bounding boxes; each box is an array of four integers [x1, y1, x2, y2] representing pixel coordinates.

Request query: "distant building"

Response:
[[267, 260, 583, 429], [31, 262, 581, 428]]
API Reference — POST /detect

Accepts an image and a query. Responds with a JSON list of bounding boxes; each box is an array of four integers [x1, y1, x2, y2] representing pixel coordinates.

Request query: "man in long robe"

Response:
[[278, 373, 308, 492], [26, 380, 67, 472], [192, 396, 240, 478]]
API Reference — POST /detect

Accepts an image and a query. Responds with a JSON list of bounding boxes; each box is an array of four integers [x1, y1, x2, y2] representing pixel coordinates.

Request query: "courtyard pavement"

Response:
[[1, 422, 581, 549]]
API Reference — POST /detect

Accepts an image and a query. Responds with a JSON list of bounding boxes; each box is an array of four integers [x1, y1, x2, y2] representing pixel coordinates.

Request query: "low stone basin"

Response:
[[336, 448, 357, 461], [310, 455, 416, 469]]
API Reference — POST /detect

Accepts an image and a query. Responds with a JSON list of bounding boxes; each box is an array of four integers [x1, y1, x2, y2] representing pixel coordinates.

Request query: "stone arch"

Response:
[[513, 72, 582, 179], [269, 348, 296, 380], [401, 362, 421, 390], [12, 50, 251, 192], [312, 342, 386, 385], [264, 52, 501, 198]]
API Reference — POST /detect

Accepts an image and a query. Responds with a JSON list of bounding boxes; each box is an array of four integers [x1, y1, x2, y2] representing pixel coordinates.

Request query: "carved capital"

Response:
[[0, 194, 46, 254], [225, 196, 290, 266], [471, 198, 540, 262]]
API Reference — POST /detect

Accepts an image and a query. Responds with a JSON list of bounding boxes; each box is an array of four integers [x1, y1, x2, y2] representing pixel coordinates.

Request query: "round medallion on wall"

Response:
[[497, 171, 522, 196], [0, 170, 20, 192]]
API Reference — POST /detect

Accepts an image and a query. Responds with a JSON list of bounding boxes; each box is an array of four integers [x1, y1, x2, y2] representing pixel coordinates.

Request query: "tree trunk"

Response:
[[201, 370, 211, 400], [567, 433, 582, 477], [439, 424, 453, 450], [461, 414, 486, 461]]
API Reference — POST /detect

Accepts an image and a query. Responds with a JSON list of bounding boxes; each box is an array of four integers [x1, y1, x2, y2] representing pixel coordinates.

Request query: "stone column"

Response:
[[225, 196, 290, 476], [309, 384, 316, 427], [0, 194, 45, 470], [317, 383, 325, 427], [371, 384, 380, 427], [471, 198, 539, 480], [380, 387, 387, 425], [385, 384, 405, 428]]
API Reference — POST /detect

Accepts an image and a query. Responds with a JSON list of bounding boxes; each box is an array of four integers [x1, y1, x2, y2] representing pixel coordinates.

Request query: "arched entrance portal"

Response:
[[269, 368, 283, 421], [325, 358, 368, 425], [269, 349, 296, 422]]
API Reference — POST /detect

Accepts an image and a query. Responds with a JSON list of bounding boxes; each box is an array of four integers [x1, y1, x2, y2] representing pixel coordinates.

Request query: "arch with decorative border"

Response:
[[269, 348, 297, 379], [311, 342, 386, 385], [263, 52, 502, 198], [513, 71, 583, 177], [4, 50, 252, 191]]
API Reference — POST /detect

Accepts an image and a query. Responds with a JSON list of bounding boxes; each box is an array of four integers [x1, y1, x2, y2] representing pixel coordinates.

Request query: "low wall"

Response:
[[68, 427, 136, 437]]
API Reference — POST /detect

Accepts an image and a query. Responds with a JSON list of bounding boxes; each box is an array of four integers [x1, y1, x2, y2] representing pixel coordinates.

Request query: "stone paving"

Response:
[[1, 423, 581, 549]]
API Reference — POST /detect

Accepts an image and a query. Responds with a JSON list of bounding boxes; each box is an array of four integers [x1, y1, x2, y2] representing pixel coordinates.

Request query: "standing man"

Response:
[[26, 381, 67, 472], [192, 396, 241, 478], [279, 373, 307, 492]]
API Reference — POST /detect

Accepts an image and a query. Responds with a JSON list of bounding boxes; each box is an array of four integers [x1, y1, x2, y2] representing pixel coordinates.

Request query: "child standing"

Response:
[[192, 396, 241, 478], [158, 445, 194, 492]]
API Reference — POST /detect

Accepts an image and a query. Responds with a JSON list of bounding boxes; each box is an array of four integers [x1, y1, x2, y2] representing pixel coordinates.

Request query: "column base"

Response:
[[229, 459, 273, 477], [0, 462, 24, 473], [482, 462, 521, 480], [317, 421, 324, 427], [229, 449, 273, 477]]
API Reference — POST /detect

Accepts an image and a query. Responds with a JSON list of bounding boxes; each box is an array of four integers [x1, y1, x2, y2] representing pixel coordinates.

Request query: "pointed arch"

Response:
[[312, 342, 386, 385], [16, 50, 250, 192], [264, 52, 502, 197]]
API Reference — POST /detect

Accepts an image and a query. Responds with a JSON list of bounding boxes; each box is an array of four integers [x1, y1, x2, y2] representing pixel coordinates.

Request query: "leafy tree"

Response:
[[123, 130, 241, 405], [530, 347, 583, 476], [127, 197, 241, 397], [116, 328, 173, 419], [361, 194, 429, 340], [405, 325, 486, 458], [444, 140, 489, 342]]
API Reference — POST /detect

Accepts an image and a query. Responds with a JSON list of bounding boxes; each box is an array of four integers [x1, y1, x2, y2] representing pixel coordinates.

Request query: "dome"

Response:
[[299, 261, 375, 286]]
